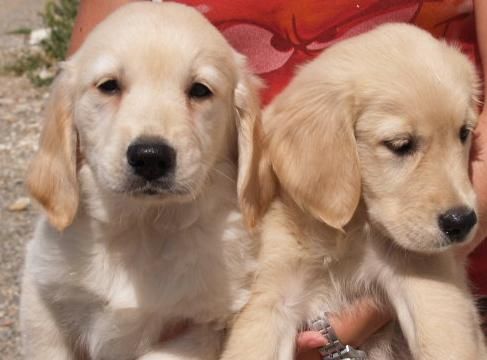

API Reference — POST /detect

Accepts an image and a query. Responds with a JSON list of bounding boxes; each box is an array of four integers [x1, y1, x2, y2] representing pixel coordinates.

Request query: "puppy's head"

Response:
[[27, 2, 260, 230], [240, 24, 480, 252]]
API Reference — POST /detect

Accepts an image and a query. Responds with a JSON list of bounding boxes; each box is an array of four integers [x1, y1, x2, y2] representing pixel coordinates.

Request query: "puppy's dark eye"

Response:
[[384, 138, 415, 156], [459, 125, 471, 144], [189, 82, 212, 99], [97, 79, 120, 94]]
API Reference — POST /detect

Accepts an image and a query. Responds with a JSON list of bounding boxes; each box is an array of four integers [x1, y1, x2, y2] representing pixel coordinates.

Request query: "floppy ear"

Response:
[[233, 53, 276, 228], [266, 76, 361, 230], [26, 66, 79, 231]]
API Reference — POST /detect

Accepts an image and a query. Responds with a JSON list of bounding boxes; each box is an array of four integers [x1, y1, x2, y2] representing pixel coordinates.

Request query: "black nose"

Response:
[[126, 140, 176, 181], [438, 207, 477, 243]]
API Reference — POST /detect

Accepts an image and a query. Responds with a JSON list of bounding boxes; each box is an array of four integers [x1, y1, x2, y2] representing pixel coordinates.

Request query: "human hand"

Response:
[[295, 298, 392, 359], [69, 0, 137, 55], [296, 331, 325, 360]]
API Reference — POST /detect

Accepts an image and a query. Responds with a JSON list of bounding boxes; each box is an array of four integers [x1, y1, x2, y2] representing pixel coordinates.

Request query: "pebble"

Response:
[[7, 197, 30, 212], [28, 28, 50, 46]]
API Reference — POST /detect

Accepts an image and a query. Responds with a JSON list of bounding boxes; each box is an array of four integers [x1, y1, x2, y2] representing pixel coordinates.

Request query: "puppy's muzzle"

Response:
[[127, 138, 176, 181], [438, 207, 477, 244]]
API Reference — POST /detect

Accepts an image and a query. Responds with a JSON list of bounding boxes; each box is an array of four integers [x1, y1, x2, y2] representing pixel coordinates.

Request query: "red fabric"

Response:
[[177, 0, 479, 104], [173, 0, 486, 296]]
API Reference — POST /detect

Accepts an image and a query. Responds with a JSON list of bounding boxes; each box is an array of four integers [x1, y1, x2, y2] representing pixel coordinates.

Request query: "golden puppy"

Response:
[[20, 2, 260, 359], [221, 24, 487, 359]]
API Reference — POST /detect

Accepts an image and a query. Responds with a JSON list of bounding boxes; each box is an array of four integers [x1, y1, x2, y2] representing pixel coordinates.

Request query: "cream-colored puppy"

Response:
[[221, 24, 487, 360], [20, 3, 260, 360]]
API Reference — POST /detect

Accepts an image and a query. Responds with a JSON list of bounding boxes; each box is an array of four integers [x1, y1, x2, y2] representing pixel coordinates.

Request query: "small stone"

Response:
[[28, 28, 51, 46], [7, 197, 31, 212], [38, 67, 54, 80]]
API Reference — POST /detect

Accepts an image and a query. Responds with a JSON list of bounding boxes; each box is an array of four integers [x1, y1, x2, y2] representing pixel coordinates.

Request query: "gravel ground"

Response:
[[0, 1, 50, 359], [0, 76, 47, 360]]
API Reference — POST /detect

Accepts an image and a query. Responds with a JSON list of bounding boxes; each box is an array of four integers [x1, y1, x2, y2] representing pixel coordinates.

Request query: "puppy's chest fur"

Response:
[[261, 202, 400, 322], [27, 171, 256, 357], [87, 215, 251, 320], [302, 240, 395, 327], [258, 202, 445, 358]]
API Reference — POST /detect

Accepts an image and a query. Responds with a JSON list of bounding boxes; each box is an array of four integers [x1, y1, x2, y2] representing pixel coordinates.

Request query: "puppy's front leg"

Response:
[[220, 262, 313, 360], [220, 295, 296, 360], [20, 275, 75, 360], [385, 254, 487, 360]]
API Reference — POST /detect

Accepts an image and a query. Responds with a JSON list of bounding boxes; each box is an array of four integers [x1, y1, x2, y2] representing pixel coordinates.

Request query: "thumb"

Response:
[[296, 331, 326, 353]]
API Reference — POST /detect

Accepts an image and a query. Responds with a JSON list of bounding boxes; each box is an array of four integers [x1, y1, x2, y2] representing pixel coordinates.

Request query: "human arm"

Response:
[[68, 0, 138, 55]]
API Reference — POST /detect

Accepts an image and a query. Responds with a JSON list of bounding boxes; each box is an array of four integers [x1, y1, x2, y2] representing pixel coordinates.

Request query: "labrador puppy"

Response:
[[20, 2, 260, 359], [221, 24, 487, 360]]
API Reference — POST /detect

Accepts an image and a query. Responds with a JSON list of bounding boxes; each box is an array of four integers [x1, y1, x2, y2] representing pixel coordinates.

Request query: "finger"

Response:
[[296, 331, 326, 352]]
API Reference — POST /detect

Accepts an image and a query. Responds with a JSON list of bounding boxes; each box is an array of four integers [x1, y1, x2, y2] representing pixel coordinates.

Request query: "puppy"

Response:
[[20, 3, 260, 359], [221, 24, 487, 359]]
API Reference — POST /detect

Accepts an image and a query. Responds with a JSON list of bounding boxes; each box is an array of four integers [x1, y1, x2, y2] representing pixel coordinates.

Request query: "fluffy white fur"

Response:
[[221, 24, 487, 360], [21, 3, 260, 359]]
